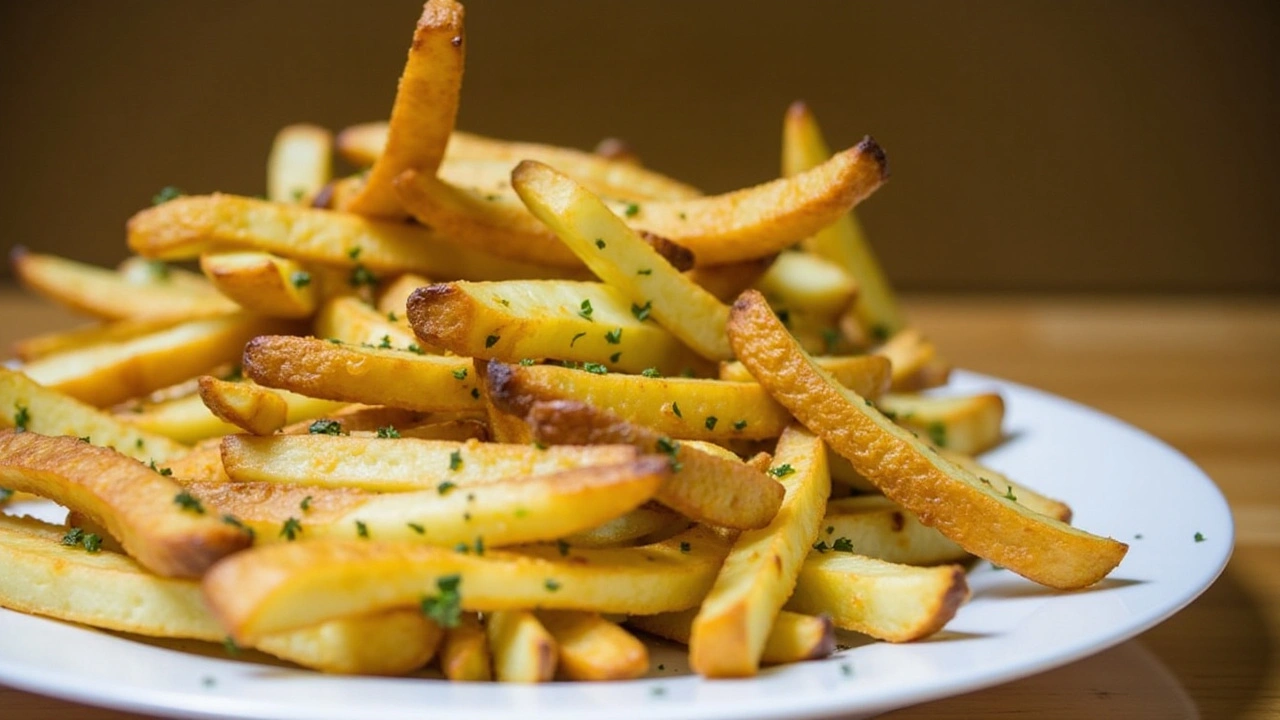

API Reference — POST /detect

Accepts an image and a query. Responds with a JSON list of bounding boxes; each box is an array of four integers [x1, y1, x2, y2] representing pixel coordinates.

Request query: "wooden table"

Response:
[[1, 290, 1276, 719]]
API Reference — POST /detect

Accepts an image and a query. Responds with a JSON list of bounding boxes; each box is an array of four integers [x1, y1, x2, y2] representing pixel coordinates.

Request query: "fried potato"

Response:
[[897, 355, 954, 393], [405, 279, 710, 376], [0, 368, 185, 462], [629, 609, 835, 665], [220, 434, 639, 492], [783, 102, 905, 339], [822, 495, 970, 566], [684, 256, 775, 304], [335, 121, 389, 167], [118, 383, 346, 445], [940, 450, 1072, 523], [511, 160, 733, 361], [718, 353, 892, 400], [563, 505, 686, 548], [243, 335, 482, 412], [20, 314, 296, 408], [440, 612, 492, 681], [787, 553, 968, 642], [202, 525, 728, 643], [537, 611, 648, 681], [340, 0, 464, 218], [0, 431, 251, 576], [754, 250, 858, 317], [197, 376, 288, 435], [199, 251, 318, 318], [690, 425, 829, 677], [11, 247, 238, 322], [313, 295, 421, 350], [12, 318, 178, 363], [375, 272, 431, 316], [876, 392, 1004, 455], [875, 328, 951, 391], [267, 123, 332, 204], [126, 194, 575, 281], [487, 610, 557, 683], [727, 290, 1128, 589], [255, 609, 441, 675]]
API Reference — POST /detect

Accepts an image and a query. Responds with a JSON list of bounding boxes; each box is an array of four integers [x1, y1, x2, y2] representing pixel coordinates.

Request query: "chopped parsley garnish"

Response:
[[473, 536, 485, 555], [346, 247, 363, 260], [82, 533, 103, 553], [408, 522, 425, 534], [641, 367, 661, 378], [1194, 532, 1205, 542], [570, 332, 587, 347], [386, 311, 398, 321], [309, 419, 344, 436], [655, 437, 682, 472], [769, 464, 795, 478], [519, 358, 536, 366], [300, 495, 313, 512], [832, 537, 854, 553], [821, 327, 840, 353], [448, 450, 463, 472], [485, 334, 500, 348], [604, 328, 622, 344], [223, 636, 241, 656], [439, 480, 457, 495], [624, 203, 640, 217], [407, 343, 425, 355], [594, 238, 606, 249], [609, 352, 622, 363], [420, 574, 463, 628], [871, 324, 891, 342], [174, 491, 205, 514], [149, 460, 173, 476], [61, 527, 85, 547], [222, 515, 255, 539], [733, 419, 748, 431], [290, 271, 311, 289], [377, 335, 392, 349], [583, 362, 608, 375], [578, 299, 595, 320], [349, 264, 377, 288], [631, 301, 652, 322], [679, 541, 691, 553], [637, 268, 652, 275], [12, 404, 30, 432], [470, 387, 480, 399], [927, 421, 947, 448], [0, 488, 12, 503], [704, 416, 718, 430], [152, 186, 184, 205], [776, 309, 791, 327], [452, 368, 468, 380], [376, 425, 400, 439], [1003, 486, 1018, 502], [812, 540, 830, 553], [544, 578, 561, 592], [355, 520, 369, 538], [280, 517, 303, 541]]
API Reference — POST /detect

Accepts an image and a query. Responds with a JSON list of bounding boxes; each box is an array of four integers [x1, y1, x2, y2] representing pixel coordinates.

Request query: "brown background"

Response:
[[1, 0, 1276, 292]]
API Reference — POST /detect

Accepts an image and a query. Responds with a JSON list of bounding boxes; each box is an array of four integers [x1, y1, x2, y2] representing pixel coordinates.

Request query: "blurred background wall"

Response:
[[0, 0, 1275, 293]]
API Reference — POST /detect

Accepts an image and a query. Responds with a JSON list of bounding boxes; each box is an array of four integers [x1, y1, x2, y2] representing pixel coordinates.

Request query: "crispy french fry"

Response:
[[822, 495, 970, 566], [340, 0, 464, 218], [727, 290, 1128, 589], [537, 611, 648, 681], [220, 434, 639, 492], [335, 121, 389, 167], [313, 296, 421, 350], [487, 610, 557, 683], [405, 279, 711, 376], [876, 392, 1004, 455], [197, 376, 288, 436], [12, 318, 178, 363], [11, 248, 238, 322], [939, 451, 1072, 523], [20, 314, 296, 408], [202, 525, 728, 643], [754, 251, 858, 317], [199, 251, 318, 318], [243, 335, 482, 412], [440, 612, 492, 681], [512, 160, 733, 361], [718, 354, 892, 400], [690, 425, 829, 677], [0, 431, 251, 577], [117, 383, 347, 445], [0, 368, 185, 462], [267, 123, 332, 204], [628, 609, 835, 665], [787, 552, 968, 642]]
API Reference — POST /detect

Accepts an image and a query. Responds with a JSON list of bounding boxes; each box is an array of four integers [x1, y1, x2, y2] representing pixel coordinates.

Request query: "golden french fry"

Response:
[[118, 383, 347, 445], [875, 392, 1004, 455], [255, 609, 441, 675], [690, 425, 829, 677], [718, 354, 891, 400], [822, 495, 970, 566], [375, 273, 431, 316], [896, 355, 954, 392], [727, 290, 1128, 589], [202, 525, 728, 643], [939, 451, 1072, 523], [335, 121, 389, 167], [12, 318, 178, 363], [0, 431, 251, 577], [440, 612, 492, 681], [197, 376, 289, 435], [628, 609, 834, 665], [340, 0, 464, 218], [267, 123, 332, 204], [874, 328, 949, 391], [199, 251, 318, 318], [754, 251, 858, 317], [487, 610, 557, 683], [537, 611, 648, 681], [313, 296, 421, 350], [563, 505, 686, 548]]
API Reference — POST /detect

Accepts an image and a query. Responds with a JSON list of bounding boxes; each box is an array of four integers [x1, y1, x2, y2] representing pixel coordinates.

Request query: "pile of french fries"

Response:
[[0, 0, 1127, 683]]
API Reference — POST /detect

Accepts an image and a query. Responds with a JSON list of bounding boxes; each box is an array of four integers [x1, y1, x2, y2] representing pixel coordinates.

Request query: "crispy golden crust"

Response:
[[727, 290, 1127, 590], [0, 432, 251, 577]]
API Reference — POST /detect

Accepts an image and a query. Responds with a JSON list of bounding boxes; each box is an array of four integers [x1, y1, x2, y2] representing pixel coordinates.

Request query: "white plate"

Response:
[[0, 370, 1233, 720]]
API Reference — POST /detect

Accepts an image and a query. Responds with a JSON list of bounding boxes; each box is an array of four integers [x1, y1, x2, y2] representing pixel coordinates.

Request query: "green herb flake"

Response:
[[452, 368, 468, 380], [570, 332, 587, 347], [832, 537, 854, 553], [355, 520, 369, 538], [485, 334, 500, 348], [152, 186, 184, 205], [821, 327, 840, 353], [637, 268, 652, 276], [407, 343, 425, 355], [519, 358, 536, 366], [544, 578, 561, 592], [420, 574, 463, 628], [624, 203, 640, 217], [631, 301, 652, 322], [655, 437, 682, 472], [927, 421, 947, 448], [290, 271, 311, 289], [733, 419, 748, 431], [61, 527, 85, 547], [812, 540, 830, 553], [704, 416, 718, 430], [174, 491, 205, 515], [376, 425, 401, 439], [12, 404, 30, 432], [871, 324, 891, 342], [222, 515, 255, 540], [578, 299, 595, 320], [609, 352, 622, 363], [641, 367, 662, 378], [679, 541, 691, 554], [470, 387, 481, 400], [280, 517, 303, 541], [376, 335, 392, 349], [769, 464, 795, 478], [349, 264, 377, 288], [300, 495, 313, 512], [1194, 532, 1205, 543], [346, 246, 363, 260], [223, 636, 241, 656], [386, 311, 398, 321], [1003, 486, 1018, 502], [82, 533, 102, 553], [605, 328, 623, 344], [595, 238, 606, 249], [0, 488, 12, 503], [309, 419, 344, 436], [583, 362, 608, 375], [408, 522, 425, 534]]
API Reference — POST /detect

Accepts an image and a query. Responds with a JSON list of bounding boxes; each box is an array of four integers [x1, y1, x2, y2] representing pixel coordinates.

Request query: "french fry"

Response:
[[940, 451, 1072, 523], [718, 353, 892, 400], [220, 434, 640, 492], [339, 0, 464, 218], [876, 392, 1005, 455], [754, 251, 858, 317], [243, 335, 482, 412], [394, 418, 489, 442], [896, 355, 954, 392], [512, 160, 733, 360], [199, 251, 318, 318], [822, 495, 970, 566], [12, 318, 178, 363], [255, 609, 441, 675], [197, 376, 289, 436], [537, 611, 648, 681], [684, 256, 775, 304], [628, 609, 835, 665], [0, 368, 185, 462], [313, 296, 421, 350], [0, 431, 251, 577], [20, 313, 296, 408], [727, 290, 1128, 589], [267, 123, 332, 205], [440, 612, 492, 681], [564, 505, 687, 548], [11, 248, 238, 322], [487, 610, 557, 683], [786, 552, 968, 642], [874, 328, 948, 391], [335, 121, 389, 167], [690, 425, 829, 677], [202, 525, 729, 643], [405, 280, 711, 376], [783, 102, 906, 339], [375, 273, 431, 316], [118, 383, 347, 445]]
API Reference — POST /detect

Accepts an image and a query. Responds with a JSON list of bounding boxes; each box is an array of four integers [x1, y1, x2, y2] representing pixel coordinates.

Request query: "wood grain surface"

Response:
[[0, 289, 1276, 719]]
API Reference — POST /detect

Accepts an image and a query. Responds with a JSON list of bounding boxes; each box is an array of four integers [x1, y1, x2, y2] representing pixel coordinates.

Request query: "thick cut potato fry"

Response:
[[199, 251, 318, 318], [727, 290, 1128, 589], [198, 376, 288, 436], [0, 432, 251, 577], [335, 122, 389, 167], [11, 248, 238, 322], [313, 296, 421, 351], [754, 251, 858, 317], [537, 611, 648, 681], [690, 426, 829, 677], [267, 123, 332, 204], [221, 434, 638, 492], [718, 354, 892, 400], [897, 355, 954, 392], [243, 335, 482, 412], [21, 314, 296, 408], [875, 328, 950, 391], [438, 157, 681, 205], [118, 384, 347, 445], [340, 0, 464, 218], [487, 610, 557, 683], [877, 392, 1004, 455], [406, 280, 711, 376], [127, 194, 574, 281], [822, 495, 970, 566], [787, 552, 968, 642], [563, 505, 686, 548], [0, 514, 438, 675], [375, 273, 431, 316], [685, 257, 775, 304], [191, 457, 664, 547], [12, 318, 179, 363], [512, 160, 733, 361], [629, 609, 835, 665], [202, 525, 728, 643], [440, 612, 492, 681], [939, 451, 1072, 523], [783, 102, 905, 339], [0, 368, 185, 462]]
